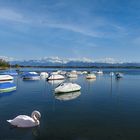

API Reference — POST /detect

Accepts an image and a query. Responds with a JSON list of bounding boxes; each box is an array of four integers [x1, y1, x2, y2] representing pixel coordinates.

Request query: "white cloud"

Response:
[[0, 6, 127, 39], [44, 22, 103, 38], [0, 8, 27, 23]]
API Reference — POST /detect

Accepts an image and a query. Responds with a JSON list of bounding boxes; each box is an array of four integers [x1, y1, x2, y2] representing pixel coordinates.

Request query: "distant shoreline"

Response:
[[1, 65, 140, 69]]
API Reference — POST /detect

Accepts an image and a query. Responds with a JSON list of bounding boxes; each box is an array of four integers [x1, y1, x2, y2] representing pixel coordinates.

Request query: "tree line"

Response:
[[0, 59, 10, 67]]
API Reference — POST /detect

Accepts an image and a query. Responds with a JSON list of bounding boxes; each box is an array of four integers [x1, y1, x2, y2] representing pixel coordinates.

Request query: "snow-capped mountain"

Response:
[[9, 57, 139, 67], [1, 56, 140, 67]]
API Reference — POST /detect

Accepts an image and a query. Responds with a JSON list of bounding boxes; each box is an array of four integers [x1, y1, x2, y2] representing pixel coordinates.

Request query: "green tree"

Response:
[[0, 59, 10, 67]]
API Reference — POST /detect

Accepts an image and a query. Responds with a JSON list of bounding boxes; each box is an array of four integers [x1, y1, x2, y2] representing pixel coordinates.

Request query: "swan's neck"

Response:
[[32, 115, 39, 125]]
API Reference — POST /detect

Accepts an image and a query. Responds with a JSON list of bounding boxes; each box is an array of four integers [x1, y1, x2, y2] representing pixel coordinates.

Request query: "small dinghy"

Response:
[[47, 74, 65, 80], [86, 73, 96, 79], [0, 75, 14, 81], [0, 82, 16, 93], [55, 91, 81, 101], [55, 82, 81, 93]]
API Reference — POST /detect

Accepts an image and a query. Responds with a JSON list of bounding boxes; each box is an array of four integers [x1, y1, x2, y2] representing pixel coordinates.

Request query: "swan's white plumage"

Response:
[[7, 111, 41, 128]]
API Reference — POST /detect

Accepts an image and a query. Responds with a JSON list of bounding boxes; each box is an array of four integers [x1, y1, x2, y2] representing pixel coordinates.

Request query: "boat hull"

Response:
[[55, 89, 80, 94], [0, 86, 16, 93], [23, 77, 40, 80]]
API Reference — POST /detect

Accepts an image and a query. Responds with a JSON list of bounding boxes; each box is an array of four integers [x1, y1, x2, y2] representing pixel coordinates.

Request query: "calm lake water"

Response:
[[0, 68, 140, 140]]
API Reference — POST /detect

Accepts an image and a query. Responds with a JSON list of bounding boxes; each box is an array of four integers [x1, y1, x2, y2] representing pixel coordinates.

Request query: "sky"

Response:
[[0, 0, 140, 62]]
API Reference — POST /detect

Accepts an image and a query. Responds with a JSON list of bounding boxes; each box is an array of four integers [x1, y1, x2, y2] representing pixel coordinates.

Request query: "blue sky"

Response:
[[0, 0, 140, 62]]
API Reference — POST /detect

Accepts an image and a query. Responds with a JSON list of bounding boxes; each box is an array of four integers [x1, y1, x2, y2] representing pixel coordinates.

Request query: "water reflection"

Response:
[[0, 80, 13, 83], [32, 127, 40, 137], [0, 90, 16, 98], [68, 77, 77, 82], [110, 76, 113, 97], [86, 78, 96, 82], [47, 80, 64, 85], [1, 68, 140, 140], [55, 91, 81, 101]]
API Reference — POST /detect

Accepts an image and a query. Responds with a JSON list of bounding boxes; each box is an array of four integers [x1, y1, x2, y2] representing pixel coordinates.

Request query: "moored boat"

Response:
[[40, 72, 49, 78], [0, 75, 14, 81], [96, 70, 103, 74], [22, 73, 40, 80], [55, 82, 81, 93], [86, 73, 96, 79], [0, 82, 16, 93]]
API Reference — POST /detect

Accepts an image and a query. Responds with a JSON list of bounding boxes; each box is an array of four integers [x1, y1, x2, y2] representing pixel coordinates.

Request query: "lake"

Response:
[[0, 68, 140, 140]]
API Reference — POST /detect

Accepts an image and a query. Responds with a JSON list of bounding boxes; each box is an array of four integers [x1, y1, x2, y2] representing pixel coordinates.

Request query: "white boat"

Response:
[[71, 70, 77, 74], [0, 82, 16, 93], [96, 70, 103, 74], [82, 71, 88, 74], [0, 75, 13, 81], [55, 82, 81, 93], [47, 74, 65, 80], [77, 71, 82, 75], [66, 73, 78, 78], [60, 71, 67, 75], [86, 73, 96, 79], [40, 72, 49, 78], [55, 91, 81, 101]]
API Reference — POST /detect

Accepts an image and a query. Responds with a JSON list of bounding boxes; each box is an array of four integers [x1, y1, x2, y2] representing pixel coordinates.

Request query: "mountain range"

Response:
[[9, 57, 140, 67]]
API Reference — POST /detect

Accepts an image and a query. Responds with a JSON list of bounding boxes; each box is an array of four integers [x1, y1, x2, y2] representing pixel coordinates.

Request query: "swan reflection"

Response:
[[55, 91, 81, 101]]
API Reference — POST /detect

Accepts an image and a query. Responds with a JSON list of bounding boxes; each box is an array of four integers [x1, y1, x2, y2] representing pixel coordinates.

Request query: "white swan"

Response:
[[7, 110, 41, 128]]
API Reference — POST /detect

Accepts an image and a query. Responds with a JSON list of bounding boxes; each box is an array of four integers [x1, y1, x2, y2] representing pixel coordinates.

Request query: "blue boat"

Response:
[[22, 73, 40, 80], [115, 72, 123, 78], [0, 82, 16, 93]]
